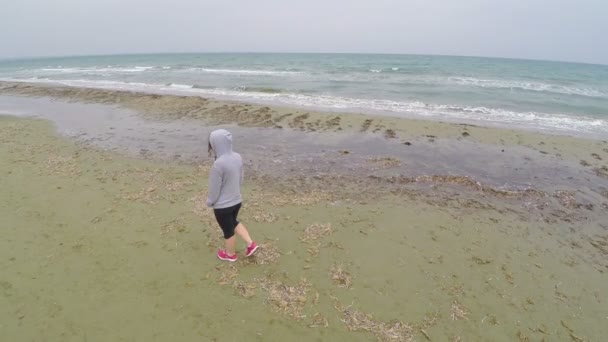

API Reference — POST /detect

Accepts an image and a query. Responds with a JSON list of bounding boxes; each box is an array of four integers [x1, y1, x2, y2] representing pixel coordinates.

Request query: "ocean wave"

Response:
[[234, 86, 283, 94], [368, 68, 400, 73], [37, 66, 154, 73], [166, 83, 193, 89], [2, 77, 605, 136], [447, 76, 606, 98], [189, 68, 303, 76]]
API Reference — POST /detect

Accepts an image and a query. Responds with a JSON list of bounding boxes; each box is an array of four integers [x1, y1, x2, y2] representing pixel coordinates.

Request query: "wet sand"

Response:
[[1, 81, 608, 341]]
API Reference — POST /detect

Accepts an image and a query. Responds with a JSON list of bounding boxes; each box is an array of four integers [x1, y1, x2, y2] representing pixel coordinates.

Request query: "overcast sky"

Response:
[[1, 0, 606, 64]]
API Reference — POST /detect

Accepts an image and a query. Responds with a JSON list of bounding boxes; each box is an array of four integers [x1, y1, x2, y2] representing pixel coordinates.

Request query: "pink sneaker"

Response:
[[217, 250, 237, 262], [245, 242, 259, 257]]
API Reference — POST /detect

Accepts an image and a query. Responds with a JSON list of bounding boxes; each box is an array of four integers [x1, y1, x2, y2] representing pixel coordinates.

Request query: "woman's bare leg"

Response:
[[235, 223, 253, 245], [225, 236, 237, 255]]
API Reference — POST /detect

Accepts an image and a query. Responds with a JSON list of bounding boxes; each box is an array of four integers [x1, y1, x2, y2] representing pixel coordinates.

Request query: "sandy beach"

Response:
[[1, 81, 608, 341]]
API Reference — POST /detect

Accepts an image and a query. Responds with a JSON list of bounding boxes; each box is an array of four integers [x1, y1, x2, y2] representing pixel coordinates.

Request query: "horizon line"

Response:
[[0, 51, 606, 67]]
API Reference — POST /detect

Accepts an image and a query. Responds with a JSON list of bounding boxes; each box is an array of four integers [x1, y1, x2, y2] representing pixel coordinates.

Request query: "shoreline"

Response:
[[1, 115, 607, 341], [1, 79, 607, 141], [1, 82, 607, 189]]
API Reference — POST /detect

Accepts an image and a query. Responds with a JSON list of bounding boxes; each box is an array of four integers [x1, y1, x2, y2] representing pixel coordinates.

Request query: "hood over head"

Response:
[[209, 129, 233, 158]]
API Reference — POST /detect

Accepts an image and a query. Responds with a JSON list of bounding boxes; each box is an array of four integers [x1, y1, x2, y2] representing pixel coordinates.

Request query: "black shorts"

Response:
[[213, 203, 242, 239]]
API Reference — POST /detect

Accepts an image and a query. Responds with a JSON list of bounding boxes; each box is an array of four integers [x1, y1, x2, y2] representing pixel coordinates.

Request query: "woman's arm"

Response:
[[206, 164, 222, 207]]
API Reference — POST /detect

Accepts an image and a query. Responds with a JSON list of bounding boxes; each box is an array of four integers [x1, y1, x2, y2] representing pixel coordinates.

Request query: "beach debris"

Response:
[[594, 166, 608, 178], [243, 240, 281, 265], [501, 264, 515, 285], [450, 300, 468, 321], [250, 189, 332, 207], [367, 157, 401, 169], [384, 129, 397, 139], [461, 131, 470, 137], [588, 234, 608, 255], [326, 116, 341, 129], [308, 312, 329, 328], [339, 150, 351, 155], [334, 301, 413, 342], [591, 153, 602, 160], [414, 175, 546, 198], [329, 263, 353, 288], [290, 113, 310, 130], [361, 119, 373, 132], [481, 314, 498, 325], [418, 312, 440, 329], [472, 256, 493, 265], [306, 243, 321, 257], [442, 282, 465, 297], [403, 141, 412, 146], [554, 191, 581, 209], [216, 264, 239, 286], [415, 311, 440, 340], [161, 218, 187, 236], [301, 223, 333, 243], [44, 154, 81, 176], [517, 330, 529, 341], [233, 281, 257, 298], [580, 160, 590, 166], [257, 277, 311, 320], [560, 320, 585, 342], [164, 179, 195, 192], [120, 185, 159, 205], [420, 329, 431, 341], [252, 211, 278, 223]]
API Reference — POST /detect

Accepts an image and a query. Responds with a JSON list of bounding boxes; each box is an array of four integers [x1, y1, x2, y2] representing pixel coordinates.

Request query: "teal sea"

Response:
[[1, 53, 607, 137]]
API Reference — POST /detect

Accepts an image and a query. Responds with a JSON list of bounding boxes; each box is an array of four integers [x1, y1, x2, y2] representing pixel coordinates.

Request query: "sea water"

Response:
[[1, 53, 607, 137]]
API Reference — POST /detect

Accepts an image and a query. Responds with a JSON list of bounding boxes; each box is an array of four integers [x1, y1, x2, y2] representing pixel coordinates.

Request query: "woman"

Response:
[[207, 129, 258, 261]]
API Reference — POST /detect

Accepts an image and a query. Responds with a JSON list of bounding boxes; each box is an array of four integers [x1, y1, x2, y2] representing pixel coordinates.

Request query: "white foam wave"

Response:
[[3, 77, 605, 137], [448, 76, 606, 98], [167, 83, 192, 89], [368, 67, 400, 73], [190, 68, 303, 76], [168, 86, 608, 135], [37, 66, 154, 73]]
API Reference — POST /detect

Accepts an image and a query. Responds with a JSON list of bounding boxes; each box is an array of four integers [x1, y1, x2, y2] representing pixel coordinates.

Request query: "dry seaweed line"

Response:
[[233, 281, 257, 299], [330, 263, 353, 288], [252, 211, 278, 223], [301, 223, 333, 243], [120, 182, 160, 205], [308, 312, 329, 328], [451, 300, 469, 321], [216, 264, 239, 286], [367, 157, 401, 169], [257, 277, 311, 320], [334, 301, 414, 342], [44, 154, 82, 176]]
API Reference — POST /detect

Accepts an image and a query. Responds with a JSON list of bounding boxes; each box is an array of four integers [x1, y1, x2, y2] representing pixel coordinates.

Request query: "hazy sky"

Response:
[[1, 0, 606, 64]]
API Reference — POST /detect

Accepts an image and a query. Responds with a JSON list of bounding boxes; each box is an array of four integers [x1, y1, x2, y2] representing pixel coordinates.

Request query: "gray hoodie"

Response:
[[206, 129, 243, 209]]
